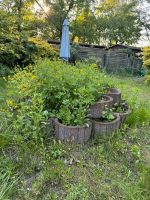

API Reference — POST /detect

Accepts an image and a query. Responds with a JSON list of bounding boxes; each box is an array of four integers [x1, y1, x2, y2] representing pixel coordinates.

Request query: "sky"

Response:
[[136, 0, 150, 46], [34, 0, 150, 47]]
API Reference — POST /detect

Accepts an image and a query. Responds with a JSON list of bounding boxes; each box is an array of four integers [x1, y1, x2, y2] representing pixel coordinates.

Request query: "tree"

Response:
[[44, 0, 92, 40], [95, 0, 141, 45], [71, 8, 97, 44], [0, 0, 49, 67]]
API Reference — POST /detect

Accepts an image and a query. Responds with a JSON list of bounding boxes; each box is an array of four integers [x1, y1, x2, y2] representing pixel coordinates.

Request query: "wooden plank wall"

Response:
[[50, 42, 142, 73], [105, 48, 142, 73]]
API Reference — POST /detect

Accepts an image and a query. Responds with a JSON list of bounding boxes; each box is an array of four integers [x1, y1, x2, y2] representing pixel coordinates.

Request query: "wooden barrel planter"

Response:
[[106, 88, 121, 105], [54, 119, 92, 144], [92, 114, 120, 136], [88, 95, 113, 119], [115, 109, 132, 124]]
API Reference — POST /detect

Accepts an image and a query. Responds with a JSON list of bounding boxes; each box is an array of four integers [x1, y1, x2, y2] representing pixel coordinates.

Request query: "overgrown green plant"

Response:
[[0, 64, 10, 77], [100, 107, 115, 122], [5, 67, 48, 140], [0, 35, 58, 68], [113, 100, 129, 113], [0, 172, 17, 200], [34, 59, 105, 125], [66, 183, 89, 200], [0, 72, 150, 199], [4, 59, 107, 138], [28, 37, 59, 60], [142, 46, 150, 85]]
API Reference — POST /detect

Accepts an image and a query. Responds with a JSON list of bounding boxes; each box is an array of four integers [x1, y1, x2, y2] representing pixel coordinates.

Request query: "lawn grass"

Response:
[[0, 76, 150, 200]]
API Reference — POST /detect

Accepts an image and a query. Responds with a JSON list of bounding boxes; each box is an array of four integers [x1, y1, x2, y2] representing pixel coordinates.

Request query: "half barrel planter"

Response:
[[54, 119, 92, 144], [88, 95, 113, 119], [92, 114, 120, 136], [106, 88, 121, 105], [115, 109, 132, 124]]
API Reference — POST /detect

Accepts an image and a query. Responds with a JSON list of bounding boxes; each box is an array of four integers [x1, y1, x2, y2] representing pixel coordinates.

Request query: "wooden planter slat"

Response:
[[54, 119, 92, 144], [115, 109, 132, 124], [106, 88, 121, 105], [89, 95, 113, 118], [92, 114, 120, 136]]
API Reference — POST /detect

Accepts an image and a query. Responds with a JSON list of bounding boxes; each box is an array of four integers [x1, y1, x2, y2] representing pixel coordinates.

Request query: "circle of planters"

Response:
[[53, 87, 132, 144]]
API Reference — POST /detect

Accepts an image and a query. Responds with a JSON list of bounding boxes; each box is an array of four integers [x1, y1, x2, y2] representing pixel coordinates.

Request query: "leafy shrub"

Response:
[[0, 36, 26, 68], [35, 60, 105, 125], [0, 36, 59, 69], [142, 46, 150, 84], [5, 59, 105, 137], [5, 67, 47, 140], [27, 37, 59, 60], [142, 46, 150, 71], [0, 64, 10, 77], [145, 74, 150, 85]]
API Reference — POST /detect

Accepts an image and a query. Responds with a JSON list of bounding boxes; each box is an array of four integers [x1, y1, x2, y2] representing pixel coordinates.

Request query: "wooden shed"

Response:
[[48, 41, 142, 74], [48, 40, 106, 66], [76, 44, 106, 66], [105, 44, 142, 74]]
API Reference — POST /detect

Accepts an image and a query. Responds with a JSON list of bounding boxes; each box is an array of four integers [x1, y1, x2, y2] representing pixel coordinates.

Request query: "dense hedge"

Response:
[[0, 36, 59, 71]]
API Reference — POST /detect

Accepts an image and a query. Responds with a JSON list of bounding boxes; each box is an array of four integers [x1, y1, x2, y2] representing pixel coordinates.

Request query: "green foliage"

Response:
[[45, 0, 141, 45], [113, 100, 129, 113], [139, 165, 150, 191], [28, 37, 59, 59], [0, 35, 58, 68], [45, 0, 89, 40], [0, 70, 150, 199], [66, 183, 89, 200], [5, 68, 47, 140], [96, 0, 141, 45], [4, 59, 106, 137], [0, 64, 11, 77], [131, 144, 140, 160], [35, 59, 105, 125], [142, 46, 150, 84], [71, 9, 97, 44], [101, 107, 115, 122], [0, 172, 17, 200], [0, 2, 58, 68]]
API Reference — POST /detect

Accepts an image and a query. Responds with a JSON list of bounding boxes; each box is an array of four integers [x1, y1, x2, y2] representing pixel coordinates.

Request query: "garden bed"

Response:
[[0, 66, 150, 199]]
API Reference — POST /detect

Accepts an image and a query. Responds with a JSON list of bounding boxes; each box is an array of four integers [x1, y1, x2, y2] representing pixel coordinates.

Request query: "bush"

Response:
[[0, 36, 26, 68], [35, 60, 106, 125], [142, 46, 150, 84], [5, 59, 106, 139], [27, 37, 59, 60], [0, 36, 59, 69], [5, 67, 46, 140], [0, 64, 10, 77], [142, 46, 150, 71]]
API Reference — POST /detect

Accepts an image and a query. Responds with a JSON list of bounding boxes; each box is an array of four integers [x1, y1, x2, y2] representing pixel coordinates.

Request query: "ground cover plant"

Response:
[[0, 60, 150, 200]]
